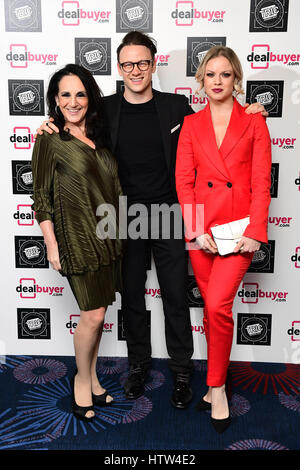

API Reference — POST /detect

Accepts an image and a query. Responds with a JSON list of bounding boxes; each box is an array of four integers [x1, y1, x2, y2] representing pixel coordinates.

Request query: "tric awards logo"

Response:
[[17, 308, 50, 339], [75, 38, 111, 75], [4, 0, 42, 32], [187, 275, 204, 308], [186, 37, 226, 76], [116, 0, 153, 32], [15, 236, 48, 269], [11, 161, 33, 194], [247, 241, 275, 273], [237, 313, 272, 346], [249, 0, 289, 32], [246, 81, 284, 118], [8, 79, 44, 116]]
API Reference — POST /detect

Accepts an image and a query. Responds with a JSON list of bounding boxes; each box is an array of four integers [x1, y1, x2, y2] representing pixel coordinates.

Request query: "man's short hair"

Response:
[[117, 30, 157, 61]]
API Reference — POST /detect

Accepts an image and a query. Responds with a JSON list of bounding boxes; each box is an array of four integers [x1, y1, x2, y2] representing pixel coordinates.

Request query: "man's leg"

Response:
[[121, 236, 151, 398], [152, 235, 194, 408]]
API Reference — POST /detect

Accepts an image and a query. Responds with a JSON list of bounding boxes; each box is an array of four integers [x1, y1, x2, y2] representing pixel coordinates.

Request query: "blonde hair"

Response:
[[195, 45, 244, 95]]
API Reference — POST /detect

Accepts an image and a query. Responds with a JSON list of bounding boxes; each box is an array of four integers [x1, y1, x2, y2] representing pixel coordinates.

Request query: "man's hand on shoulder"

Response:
[[244, 102, 268, 117], [35, 117, 59, 138]]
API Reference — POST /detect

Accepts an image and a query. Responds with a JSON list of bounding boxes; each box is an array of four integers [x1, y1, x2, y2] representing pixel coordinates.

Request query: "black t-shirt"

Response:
[[115, 97, 175, 206]]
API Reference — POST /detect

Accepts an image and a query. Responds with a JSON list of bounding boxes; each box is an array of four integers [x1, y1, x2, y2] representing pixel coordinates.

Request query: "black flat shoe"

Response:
[[195, 397, 211, 412], [211, 415, 231, 434], [92, 390, 114, 407], [70, 374, 95, 422]]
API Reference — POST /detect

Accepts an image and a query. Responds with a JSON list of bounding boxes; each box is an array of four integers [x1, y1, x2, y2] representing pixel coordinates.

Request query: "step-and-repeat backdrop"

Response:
[[1, 0, 299, 364]]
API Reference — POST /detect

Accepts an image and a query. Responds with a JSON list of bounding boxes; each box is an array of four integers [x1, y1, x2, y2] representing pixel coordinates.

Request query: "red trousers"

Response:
[[189, 249, 253, 387]]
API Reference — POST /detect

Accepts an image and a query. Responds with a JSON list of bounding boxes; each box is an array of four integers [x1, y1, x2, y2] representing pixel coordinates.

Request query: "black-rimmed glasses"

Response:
[[119, 60, 153, 73]]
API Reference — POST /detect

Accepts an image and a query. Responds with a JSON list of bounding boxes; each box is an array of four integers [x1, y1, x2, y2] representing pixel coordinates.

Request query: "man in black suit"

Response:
[[104, 31, 194, 409]]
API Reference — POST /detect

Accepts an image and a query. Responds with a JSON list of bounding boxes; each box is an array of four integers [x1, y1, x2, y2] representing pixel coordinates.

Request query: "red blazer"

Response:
[[175, 98, 271, 243]]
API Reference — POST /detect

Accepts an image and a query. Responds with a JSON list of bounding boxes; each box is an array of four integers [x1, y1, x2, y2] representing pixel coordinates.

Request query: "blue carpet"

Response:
[[0, 356, 299, 451]]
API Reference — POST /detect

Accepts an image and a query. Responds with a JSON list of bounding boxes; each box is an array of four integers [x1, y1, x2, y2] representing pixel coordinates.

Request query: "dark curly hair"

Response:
[[46, 63, 108, 147]]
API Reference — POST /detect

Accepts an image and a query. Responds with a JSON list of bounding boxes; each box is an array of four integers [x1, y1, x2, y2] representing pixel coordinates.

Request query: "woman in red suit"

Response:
[[175, 46, 271, 433]]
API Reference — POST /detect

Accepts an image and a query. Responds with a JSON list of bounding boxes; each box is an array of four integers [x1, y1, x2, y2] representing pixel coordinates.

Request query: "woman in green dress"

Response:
[[31, 64, 123, 421]]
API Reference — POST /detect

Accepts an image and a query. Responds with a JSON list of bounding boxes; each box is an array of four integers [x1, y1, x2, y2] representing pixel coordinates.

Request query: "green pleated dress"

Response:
[[31, 131, 123, 311]]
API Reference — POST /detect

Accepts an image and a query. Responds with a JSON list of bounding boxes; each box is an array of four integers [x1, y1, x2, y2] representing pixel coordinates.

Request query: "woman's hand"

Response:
[[46, 241, 62, 271], [196, 233, 218, 254], [36, 117, 59, 136], [244, 102, 268, 117], [39, 221, 61, 271], [233, 236, 261, 254]]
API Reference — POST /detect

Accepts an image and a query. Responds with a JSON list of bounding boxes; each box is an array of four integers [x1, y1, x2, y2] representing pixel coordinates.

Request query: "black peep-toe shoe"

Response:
[[70, 374, 95, 422], [92, 390, 114, 407]]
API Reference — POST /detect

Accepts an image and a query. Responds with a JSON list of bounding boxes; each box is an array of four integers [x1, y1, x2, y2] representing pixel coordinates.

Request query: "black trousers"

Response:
[[121, 212, 194, 374]]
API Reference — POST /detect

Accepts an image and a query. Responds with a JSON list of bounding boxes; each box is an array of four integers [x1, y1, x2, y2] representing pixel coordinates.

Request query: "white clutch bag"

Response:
[[211, 217, 250, 255]]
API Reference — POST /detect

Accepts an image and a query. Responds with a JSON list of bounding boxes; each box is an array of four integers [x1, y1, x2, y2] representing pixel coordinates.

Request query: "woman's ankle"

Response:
[[212, 384, 226, 393], [203, 386, 212, 402]]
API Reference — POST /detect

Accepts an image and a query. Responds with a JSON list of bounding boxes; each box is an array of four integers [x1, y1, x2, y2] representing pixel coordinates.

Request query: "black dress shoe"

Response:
[[124, 364, 146, 399], [171, 372, 193, 409]]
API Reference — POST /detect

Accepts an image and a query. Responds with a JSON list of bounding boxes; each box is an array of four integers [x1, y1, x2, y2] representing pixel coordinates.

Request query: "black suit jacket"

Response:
[[103, 89, 194, 199]]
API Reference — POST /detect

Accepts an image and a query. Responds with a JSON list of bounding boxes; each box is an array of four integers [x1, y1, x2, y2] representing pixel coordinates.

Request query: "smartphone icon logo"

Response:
[[15, 204, 35, 226], [295, 247, 300, 268], [61, 1, 80, 26], [290, 321, 300, 341], [9, 44, 27, 68], [175, 87, 192, 100], [241, 282, 259, 304], [69, 314, 80, 334], [18, 278, 36, 299], [250, 44, 270, 69], [175, 1, 194, 26]]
